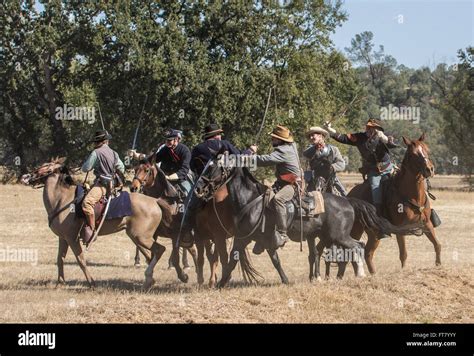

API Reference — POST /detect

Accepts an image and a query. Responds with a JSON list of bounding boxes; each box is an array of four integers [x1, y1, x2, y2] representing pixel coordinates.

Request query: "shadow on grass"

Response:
[[1, 275, 289, 293]]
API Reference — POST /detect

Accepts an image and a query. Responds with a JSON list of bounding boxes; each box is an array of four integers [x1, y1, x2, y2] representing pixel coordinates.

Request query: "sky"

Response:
[[331, 0, 474, 69]]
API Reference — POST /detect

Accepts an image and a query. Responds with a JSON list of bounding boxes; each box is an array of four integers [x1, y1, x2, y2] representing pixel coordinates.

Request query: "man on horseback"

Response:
[[250, 125, 301, 254], [303, 126, 347, 195], [128, 128, 192, 198], [81, 130, 125, 245], [179, 123, 251, 247], [325, 119, 398, 220]]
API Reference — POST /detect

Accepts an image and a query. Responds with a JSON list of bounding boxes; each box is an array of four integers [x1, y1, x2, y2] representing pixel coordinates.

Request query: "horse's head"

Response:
[[131, 160, 154, 193], [21, 157, 67, 186], [194, 154, 233, 202], [402, 133, 435, 178]]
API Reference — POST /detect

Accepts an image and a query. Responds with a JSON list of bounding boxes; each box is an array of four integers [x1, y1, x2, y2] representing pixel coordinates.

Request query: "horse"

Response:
[[348, 133, 440, 274], [131, 159, 257, 287], [20, 157, 170, 289], [194, 158, 422, 288]]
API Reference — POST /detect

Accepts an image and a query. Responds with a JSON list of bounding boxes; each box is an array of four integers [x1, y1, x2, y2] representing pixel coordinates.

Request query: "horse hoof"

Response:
[[179, 273, 189, 283], [316, 276, 322, 282], [436, 261, 441, 266], [143, 278, 155, 290], [134, 263, 141, 267]]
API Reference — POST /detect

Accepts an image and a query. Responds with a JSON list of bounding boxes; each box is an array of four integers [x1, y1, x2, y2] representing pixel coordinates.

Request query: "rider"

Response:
[[128, 128, 192, 197], [179, 123, 251, 247], [249, 125, 301, 254], [303, 126, 347, 195], [325, 118, 398, 218], [81, 130, 125, 245]]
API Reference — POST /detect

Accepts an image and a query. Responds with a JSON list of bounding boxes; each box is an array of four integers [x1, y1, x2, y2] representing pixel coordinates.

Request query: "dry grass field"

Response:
[[0, 178, 472, 323]]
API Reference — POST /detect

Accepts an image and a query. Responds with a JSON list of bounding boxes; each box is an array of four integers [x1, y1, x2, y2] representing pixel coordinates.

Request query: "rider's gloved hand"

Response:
[[83, 182, 90, 190], [376, 130, 389, 144], [165, 173, 179, 181], [324, 121, 337, 135], [249, 145, 258, 154]]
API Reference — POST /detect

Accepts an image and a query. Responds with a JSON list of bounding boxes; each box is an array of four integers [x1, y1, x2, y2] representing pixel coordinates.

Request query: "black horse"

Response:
[[195, 159, 422, 288]]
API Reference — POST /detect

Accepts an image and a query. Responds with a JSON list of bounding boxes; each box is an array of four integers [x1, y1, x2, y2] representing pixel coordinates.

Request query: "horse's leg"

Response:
[[56, 238, 69, 286], [215, 236, 229, 283], [315, 242, 327, 280], [267, 248, 289, 285], [396, 234, 407, 268], [195, 239, 205, 286], [351, 244, 366, 278], [217, 244, 241, 288], [365, 232, 380, 274], [206, 240, 218, 288], [68, 237, 95, 288], [424, 221, 441, 266], [336, 261, 347, 279], [144, 242, 166, 290], [134, 246, 141, 267], [167, 254, 174, 270], [307, 237, 316, 282], [182, 248, 191, 270], [170, 241, 189, 283], [185, 245, 198, 276]]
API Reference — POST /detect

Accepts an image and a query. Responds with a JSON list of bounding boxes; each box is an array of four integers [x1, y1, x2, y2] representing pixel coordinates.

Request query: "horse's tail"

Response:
[[348, 198, 424, 236], [239, 248, 263, 284]]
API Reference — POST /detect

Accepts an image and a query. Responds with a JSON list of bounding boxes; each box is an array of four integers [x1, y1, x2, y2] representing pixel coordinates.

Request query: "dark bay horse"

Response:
[[348, 133, 440, 274], [21, 158, 166, 289], [131, 160, 256, 287], [195, 160, 422, 288], [130, 160, 197, 284]]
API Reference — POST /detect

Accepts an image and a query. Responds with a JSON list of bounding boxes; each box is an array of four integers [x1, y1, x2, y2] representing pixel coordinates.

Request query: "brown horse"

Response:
[[131, 160, 252, 288], [20, 157, 170, 289], [348, 133, 440, 274]]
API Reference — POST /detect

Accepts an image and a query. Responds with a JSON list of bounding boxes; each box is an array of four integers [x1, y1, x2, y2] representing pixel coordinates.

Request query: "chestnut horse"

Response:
[[21, 158, 168, 289], [131, 160, 254, 287], [348, 133, 440, 274]]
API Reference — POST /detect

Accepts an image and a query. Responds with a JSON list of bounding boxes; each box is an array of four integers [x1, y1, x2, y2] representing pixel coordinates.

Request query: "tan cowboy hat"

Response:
[[306, 126, 329, 138], [269, 125, 294, 143], [366, 118, 384, 132]]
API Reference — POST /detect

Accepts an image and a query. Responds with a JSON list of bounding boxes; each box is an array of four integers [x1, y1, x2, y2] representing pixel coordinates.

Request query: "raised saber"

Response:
[[132, 95, 149, 150], [96, 102, 106, 130], [254, 86, 274, 145]]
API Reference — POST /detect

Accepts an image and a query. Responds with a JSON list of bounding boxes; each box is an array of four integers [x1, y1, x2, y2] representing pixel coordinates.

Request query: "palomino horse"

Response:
[[348, 133, 440, 274], [132, 160, 255, 287], [195, 161, 422, 288], [21, 157, 178, 289]]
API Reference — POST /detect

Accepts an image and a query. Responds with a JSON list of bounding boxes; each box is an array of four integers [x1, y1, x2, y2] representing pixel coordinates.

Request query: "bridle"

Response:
[[132, 164, 154, 193], [197, 162, 270, 240]]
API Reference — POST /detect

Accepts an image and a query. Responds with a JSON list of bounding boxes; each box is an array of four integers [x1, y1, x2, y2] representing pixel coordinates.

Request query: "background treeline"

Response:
[[1, 1, 472, 186]]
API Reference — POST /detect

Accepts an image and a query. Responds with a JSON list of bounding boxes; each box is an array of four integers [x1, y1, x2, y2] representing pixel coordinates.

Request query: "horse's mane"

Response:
[[154, 165, 179, 199], [241, 167, 267, 193], [58, 166, 76, 187]]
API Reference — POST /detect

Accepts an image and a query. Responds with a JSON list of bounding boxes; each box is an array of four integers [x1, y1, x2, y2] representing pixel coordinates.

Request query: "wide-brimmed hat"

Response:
[[269, 125, 294, 143], [91, 129, 112, 143], [306, 126, 329, 138], [163, 128, 182, 140], [366, 118, 384, 132], [202, 123, 224, 140]]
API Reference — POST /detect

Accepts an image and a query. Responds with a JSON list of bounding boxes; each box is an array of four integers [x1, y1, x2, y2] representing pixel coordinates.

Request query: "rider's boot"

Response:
[[273, 207, 289, 249], [81, 213, 96, 245]]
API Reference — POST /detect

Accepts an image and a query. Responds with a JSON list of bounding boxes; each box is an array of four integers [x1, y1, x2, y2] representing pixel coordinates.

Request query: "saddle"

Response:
[[74, 185, 132, 225]]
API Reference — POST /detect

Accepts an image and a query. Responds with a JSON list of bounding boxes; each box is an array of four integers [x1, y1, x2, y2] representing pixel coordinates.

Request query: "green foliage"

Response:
[[1, 3, 471, 187]]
